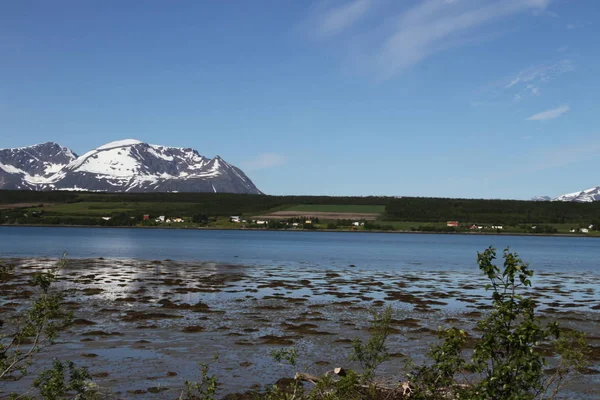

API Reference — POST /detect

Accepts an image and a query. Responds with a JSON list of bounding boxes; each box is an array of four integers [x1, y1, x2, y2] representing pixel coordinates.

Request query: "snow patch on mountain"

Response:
[[0, 162, 23, 175], [96, 139, 143, 150], [75, 146, 141, 177]]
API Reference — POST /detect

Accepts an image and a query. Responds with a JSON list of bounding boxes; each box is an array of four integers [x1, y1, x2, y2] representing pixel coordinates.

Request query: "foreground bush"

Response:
[[408, 247, 590, 399]]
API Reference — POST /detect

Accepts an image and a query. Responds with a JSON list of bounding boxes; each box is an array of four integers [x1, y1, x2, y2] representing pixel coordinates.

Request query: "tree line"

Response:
[[384, 197, 600, 225]]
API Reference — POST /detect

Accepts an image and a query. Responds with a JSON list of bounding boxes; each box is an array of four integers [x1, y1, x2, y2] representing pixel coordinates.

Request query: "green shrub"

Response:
[[409, 247, 591, 400]]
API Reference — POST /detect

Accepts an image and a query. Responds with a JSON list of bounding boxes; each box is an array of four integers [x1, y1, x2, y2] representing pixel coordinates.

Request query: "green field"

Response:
[[282, 204, 386, 213], [31, 202, 202, 217]]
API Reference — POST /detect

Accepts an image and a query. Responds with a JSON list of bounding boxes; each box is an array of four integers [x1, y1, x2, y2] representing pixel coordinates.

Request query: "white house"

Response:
[[173, 218, 184, 223], [230, 216, 241, 223], [580, 228, 589, 233], [352, 222, 360, 226], [101, 216, 112, 221], [157, 216, 165, 222], [256, 220, 267, 225], [292, 222, 299, 227], [491, 225, 503, 230]]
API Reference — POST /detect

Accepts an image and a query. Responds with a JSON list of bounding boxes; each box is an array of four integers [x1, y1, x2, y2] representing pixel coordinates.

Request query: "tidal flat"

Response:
[[1, 258, 599, 399]]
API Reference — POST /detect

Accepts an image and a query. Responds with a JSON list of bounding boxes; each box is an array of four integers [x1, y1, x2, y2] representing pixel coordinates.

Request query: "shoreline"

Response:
[[0, 223, 597, 239]]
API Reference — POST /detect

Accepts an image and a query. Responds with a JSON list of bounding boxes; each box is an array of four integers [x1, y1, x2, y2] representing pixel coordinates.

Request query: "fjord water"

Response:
[[1, 226, 598, 273]]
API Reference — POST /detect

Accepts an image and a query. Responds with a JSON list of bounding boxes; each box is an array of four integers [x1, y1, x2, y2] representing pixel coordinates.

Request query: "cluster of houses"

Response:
[[570, 225, 594, 233], [448, 221, 596, 233], [155, 215, 185, 223], [137, 215, 185, 223], [469, 224, 504, 230], [447, 221, 503, 230], [229, 216, 365, 228], [230, 216, 305, 227]]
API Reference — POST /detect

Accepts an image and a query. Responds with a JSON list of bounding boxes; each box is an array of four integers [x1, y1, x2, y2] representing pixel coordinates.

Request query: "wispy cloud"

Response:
[[378, 0, 554, 79], [477, 58, 574, 103], [314, 0, 375, 37], [527, 104, 570, 121], [310, 0, 554, 80], [505, 59, 575, 89], [242, 153, 286, 171]]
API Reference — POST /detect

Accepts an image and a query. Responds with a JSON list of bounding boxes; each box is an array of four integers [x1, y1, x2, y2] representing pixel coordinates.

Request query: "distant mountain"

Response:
[[531, 196, 552, 202], [0, 142, 77, 190], [0, 139, 262, 194], [553, 187, 600, 203], [532, 187, 600, 203]]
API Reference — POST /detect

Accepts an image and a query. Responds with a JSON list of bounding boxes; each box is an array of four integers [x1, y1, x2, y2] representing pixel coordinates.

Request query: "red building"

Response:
[[446, 221, 459, 227], [143, 214, 150, 220]]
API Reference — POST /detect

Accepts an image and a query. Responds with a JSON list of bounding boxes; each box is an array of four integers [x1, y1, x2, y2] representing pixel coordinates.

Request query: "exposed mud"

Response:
[[0, 257, 598, 399]]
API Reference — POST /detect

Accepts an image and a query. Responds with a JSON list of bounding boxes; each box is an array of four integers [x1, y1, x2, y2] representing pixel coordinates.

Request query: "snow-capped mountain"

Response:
[[0, 139, 262, 194], [0, 142, 77, 190], [553, 187, 600, 203], [532, 187, 600, 203], [531, 196, 552, 202]]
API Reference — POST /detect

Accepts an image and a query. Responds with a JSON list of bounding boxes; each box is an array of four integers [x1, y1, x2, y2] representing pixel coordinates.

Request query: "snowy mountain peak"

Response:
[[0, 140, 261, 194], [0, 142, 78, 189], [553, 186, 600, 203], [532, 186, 600, 203], [531, 196, 552, 202], [96, 139, 143, 150]]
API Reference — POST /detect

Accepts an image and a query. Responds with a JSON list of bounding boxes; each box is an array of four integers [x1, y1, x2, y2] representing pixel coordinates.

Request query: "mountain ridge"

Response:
[[0, 140, 262, 194], [532, 186, 600, 203]]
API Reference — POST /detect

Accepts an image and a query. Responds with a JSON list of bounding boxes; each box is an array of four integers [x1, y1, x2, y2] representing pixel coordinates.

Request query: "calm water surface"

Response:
[[1, 226, 598, 273]]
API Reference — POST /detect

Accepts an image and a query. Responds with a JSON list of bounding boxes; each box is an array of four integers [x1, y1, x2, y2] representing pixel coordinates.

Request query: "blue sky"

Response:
[[1, 0, 598, 198]]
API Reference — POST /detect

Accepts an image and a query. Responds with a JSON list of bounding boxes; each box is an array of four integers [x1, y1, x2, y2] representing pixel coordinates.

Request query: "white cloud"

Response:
[[315, 0, 375, 37], [528, 84, 540, 96], [527, 105, 570, 121], [242, 153, 286, 171], [308, 0, 554, 79]]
